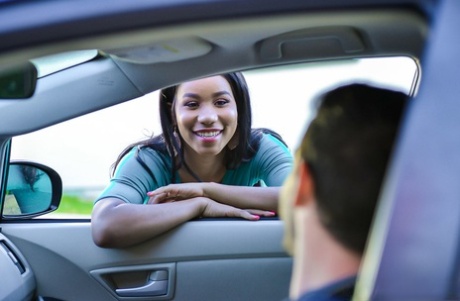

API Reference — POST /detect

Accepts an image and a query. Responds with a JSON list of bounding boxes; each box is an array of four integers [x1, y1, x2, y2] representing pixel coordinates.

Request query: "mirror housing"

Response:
[[3, 161, 62, 219], [0, 62, 38, 99]]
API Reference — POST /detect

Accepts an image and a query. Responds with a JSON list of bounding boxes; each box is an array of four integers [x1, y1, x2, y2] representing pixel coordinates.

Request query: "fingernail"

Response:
[[252, 215, 260, 220]]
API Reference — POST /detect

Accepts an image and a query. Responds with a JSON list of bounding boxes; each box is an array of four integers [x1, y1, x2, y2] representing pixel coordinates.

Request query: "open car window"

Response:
[[9, 56, 418, 219]]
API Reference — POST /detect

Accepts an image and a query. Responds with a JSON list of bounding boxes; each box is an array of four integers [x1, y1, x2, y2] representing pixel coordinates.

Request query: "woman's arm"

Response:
[[204, 184, 281, 211], [147, 183, 280, 211], [147, 134, 293, 211], [91, 196, 268, 248]]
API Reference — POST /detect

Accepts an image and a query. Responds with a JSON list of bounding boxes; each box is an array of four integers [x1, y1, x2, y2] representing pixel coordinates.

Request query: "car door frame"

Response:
[[356, 0, 460, 300]]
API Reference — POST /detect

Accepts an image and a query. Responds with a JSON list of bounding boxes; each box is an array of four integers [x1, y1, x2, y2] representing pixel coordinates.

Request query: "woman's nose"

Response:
[[197, 106, 218, 124]]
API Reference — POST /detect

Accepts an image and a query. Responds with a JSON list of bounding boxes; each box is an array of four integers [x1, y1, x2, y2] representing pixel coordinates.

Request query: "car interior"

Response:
[[1, 0, 459, 300]]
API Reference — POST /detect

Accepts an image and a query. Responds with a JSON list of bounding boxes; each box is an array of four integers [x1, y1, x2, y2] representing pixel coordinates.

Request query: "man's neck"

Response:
[[289, 208, 361, 299]]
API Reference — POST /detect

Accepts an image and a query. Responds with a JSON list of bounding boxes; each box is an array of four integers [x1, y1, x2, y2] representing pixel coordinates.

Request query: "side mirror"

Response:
[[3, 161, 62, 219]]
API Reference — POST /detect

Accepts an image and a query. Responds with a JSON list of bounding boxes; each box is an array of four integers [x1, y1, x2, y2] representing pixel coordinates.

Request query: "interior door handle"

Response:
[[116, 270, 168, 297]]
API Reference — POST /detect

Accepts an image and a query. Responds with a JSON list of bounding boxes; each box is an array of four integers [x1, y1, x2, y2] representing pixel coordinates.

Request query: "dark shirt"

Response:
[[283, 276, 356, 301]]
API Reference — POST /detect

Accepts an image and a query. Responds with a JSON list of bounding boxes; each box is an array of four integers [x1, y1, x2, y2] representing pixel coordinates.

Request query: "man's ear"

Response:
[[294, 162, 315, 207]]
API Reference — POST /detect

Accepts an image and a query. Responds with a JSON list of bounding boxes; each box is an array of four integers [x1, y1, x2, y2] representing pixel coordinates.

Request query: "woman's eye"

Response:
[[215, 99, 230, 106], [184, 101, 198, 108]]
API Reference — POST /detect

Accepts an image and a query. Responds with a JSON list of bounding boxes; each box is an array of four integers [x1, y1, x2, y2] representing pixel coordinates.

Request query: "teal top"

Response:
[[96, 133, 293, 204]]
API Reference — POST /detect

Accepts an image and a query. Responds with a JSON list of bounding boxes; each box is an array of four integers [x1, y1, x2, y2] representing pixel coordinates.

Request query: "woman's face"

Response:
[[174, 76, 238, 158]]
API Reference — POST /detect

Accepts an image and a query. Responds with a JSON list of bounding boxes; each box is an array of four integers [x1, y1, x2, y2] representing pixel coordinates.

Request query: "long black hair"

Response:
[[112, 72, 286, 182]]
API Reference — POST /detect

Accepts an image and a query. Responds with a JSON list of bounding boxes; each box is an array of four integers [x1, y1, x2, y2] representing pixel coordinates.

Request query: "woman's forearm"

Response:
[[91, 197, 204, 248], [202, 183, 280, 211]]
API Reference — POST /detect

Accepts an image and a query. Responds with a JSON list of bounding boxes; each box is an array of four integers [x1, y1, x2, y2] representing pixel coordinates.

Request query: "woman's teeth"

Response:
[[197, 131, 220, 137]]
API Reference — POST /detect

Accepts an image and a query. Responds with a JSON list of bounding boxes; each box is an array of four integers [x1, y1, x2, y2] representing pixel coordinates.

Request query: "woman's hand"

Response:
[[147, 183, 205, 204]]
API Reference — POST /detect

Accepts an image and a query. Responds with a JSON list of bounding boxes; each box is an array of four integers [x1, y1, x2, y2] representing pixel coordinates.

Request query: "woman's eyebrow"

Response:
[[212, 91, 232, 98], [181, 91, 232, 99], [182, 92, 200, 99]]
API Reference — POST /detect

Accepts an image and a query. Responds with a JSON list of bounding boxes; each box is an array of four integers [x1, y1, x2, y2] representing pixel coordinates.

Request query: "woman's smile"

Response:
[[195, 130, 222, 138]]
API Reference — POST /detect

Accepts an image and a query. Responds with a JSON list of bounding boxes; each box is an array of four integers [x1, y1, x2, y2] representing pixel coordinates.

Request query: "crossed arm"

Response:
[[147, 182, 279, 210], [91, 183, 279, 248]]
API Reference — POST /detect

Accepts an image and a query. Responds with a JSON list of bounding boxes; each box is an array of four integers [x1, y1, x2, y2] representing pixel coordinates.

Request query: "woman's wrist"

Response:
[[190, 197, 208, 217], [201, 182, 215, 198]]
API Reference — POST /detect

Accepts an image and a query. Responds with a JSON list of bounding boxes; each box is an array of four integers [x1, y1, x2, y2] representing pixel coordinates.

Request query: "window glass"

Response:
[[10, 56, 418, 218]]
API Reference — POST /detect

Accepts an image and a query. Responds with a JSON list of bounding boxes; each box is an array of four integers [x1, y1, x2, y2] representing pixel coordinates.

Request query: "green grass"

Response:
[[3, 195, 21, 215], [54, 194, 93, 215]]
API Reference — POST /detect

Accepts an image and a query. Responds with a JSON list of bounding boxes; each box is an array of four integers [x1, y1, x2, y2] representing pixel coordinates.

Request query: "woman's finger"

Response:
[[147, 189, 165, 197], [237, 210, 261, 221], [147, 192, 170, 204], [246, 209, 276, 217]]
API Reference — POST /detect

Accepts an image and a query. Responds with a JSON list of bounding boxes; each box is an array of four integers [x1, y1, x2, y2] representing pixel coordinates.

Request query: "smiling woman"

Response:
[[91, 72, 294, 248]]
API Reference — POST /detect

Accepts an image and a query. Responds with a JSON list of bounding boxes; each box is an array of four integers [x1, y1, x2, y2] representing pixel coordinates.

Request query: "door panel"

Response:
[[175, 258, 291, 301], [0, 233, 35, 301], [2, 219, 291, 301]]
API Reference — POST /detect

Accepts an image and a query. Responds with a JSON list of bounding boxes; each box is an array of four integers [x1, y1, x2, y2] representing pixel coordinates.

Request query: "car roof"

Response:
[[0, 0, 430, 137]]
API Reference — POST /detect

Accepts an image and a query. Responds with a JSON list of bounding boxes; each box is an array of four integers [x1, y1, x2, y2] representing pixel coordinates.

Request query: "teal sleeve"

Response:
[[222, 134, 293, 186], [95, 147, 172, 204], [255, 134, 294, 186]]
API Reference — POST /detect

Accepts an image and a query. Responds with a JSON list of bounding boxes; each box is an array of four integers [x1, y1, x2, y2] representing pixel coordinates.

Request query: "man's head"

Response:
[[280, 83, 407, 256]]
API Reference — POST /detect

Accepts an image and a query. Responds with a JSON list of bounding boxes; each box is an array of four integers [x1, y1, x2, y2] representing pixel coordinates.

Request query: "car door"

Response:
[[1, 218, 290, 301]]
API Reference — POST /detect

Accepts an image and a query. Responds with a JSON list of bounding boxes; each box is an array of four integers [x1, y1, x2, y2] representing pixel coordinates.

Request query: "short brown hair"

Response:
[[301, 83, 407, 254]]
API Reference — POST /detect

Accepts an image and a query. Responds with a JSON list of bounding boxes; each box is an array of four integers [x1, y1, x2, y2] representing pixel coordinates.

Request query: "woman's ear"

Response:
[[294, 162, 315, 207]]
